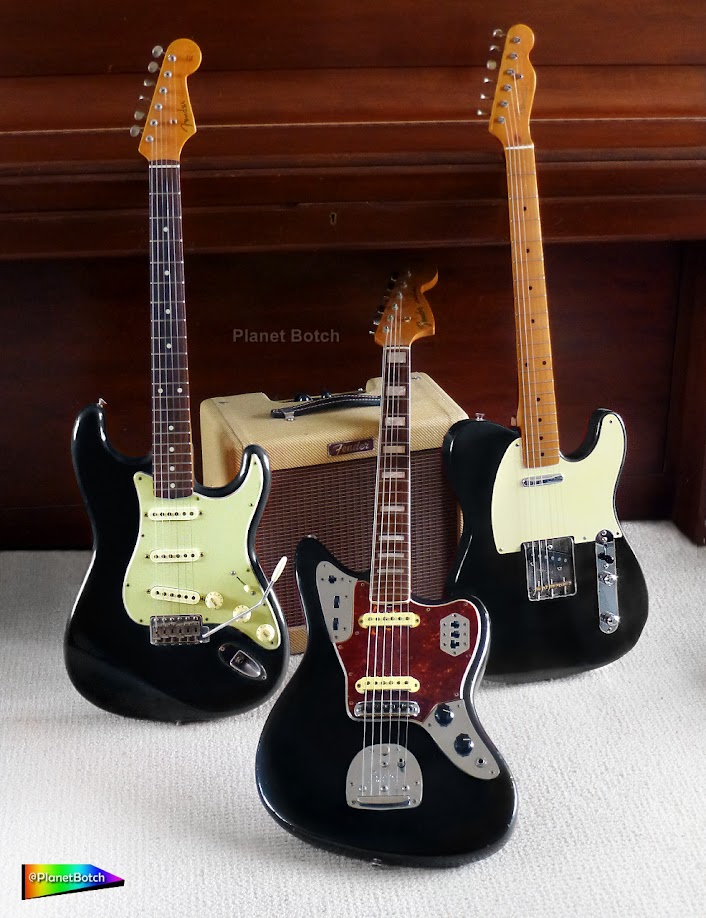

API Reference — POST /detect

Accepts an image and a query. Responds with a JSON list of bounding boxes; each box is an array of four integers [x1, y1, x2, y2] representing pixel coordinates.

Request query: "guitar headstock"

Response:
[[131, 38, 202, 162], [372, 267, 437, 348], [478, 24, 536, 150]]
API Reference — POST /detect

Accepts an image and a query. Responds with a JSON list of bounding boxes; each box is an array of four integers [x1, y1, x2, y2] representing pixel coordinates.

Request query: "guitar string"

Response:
[[378, 310, 395, 792], [363, 332, 387, 796], [389, 300, 401, 788], [400, 305, 413, 786]]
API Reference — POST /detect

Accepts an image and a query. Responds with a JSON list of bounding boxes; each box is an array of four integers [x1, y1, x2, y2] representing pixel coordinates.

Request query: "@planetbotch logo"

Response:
[[22, 864, 124, 900]]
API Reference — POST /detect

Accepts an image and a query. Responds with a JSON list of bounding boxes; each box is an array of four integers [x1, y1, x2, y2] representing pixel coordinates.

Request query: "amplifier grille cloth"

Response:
[[254, 448, 457, 648]]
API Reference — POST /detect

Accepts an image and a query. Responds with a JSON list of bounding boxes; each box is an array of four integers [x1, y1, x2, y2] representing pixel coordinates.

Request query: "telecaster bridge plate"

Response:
[[596, 529, 620, 633], [149, 614, 207, 645], [523, 536, 577, 601]]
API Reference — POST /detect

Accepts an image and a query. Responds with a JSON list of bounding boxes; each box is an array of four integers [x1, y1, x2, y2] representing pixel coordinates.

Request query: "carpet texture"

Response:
[[1, 521, 704, 917]]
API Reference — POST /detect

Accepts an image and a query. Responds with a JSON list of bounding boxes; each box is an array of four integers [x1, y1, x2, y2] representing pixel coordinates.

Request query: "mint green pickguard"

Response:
[[122, 455, 281, 649]]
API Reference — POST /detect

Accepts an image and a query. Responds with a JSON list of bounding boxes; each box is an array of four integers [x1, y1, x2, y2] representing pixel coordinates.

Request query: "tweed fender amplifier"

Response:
[[200, 373, 467, 652]]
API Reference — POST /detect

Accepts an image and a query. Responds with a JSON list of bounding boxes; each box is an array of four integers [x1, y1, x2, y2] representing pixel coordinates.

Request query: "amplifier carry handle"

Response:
[[271, 392, 381, 421]]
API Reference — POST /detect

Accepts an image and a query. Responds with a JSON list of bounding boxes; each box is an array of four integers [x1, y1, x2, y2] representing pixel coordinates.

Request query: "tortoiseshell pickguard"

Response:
[[334, 580, 481, 721]]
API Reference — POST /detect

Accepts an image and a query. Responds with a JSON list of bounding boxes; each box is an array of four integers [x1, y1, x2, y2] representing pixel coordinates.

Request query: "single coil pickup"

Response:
[[150, 613, 205, 645], [147, 506, 199, 520], [353, 700, 421, 718], [355, 676, 420, 693], [149, 548, 202, 563], [149, 586, 200, 604], [358, 612, 420, 628], [521, 473, 563, 488]]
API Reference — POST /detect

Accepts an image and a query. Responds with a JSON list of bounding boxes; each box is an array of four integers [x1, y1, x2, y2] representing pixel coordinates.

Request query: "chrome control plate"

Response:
[[423, 700, 500, 780], [596, 529, 620, 633], [316, 561, 357, 643]]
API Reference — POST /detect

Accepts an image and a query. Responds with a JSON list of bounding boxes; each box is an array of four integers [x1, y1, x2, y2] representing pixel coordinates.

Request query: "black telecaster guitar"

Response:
[[257, 269, 516, 866], [65, 40, 288, 722], [444, 25, 648, 681]]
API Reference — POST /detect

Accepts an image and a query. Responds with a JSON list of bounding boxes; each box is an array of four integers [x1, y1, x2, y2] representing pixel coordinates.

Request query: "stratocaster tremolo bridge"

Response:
[[149, 614, 207, 645]]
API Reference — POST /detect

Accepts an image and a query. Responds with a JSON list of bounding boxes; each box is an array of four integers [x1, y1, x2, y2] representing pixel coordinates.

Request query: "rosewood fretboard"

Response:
[[369, 345, 411, 605], [149, 160, 194, 498]]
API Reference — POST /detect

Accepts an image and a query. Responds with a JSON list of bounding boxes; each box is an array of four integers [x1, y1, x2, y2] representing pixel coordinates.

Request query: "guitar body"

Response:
[[65, 403, 288, 722], [256, 536, 517, 867], [443, 409, 648, 682]]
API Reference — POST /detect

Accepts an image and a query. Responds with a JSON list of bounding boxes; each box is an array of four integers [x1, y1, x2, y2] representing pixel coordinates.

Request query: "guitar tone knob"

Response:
[[256, 624, 276, 642], [204, 591, 224, 610], [234, 604, 251, 623]]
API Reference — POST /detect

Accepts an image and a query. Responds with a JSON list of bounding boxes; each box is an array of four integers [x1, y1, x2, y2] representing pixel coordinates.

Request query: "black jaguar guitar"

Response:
[[65, 39, 288, 722], [256, 269, 516, 867], [443, 25, 648, 681]]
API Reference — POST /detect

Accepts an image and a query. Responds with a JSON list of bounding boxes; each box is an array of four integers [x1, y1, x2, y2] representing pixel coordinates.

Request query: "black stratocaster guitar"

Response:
[[257, 269, 516, 867], [444, 25, 648, 681], [65, 40, 288, 722]]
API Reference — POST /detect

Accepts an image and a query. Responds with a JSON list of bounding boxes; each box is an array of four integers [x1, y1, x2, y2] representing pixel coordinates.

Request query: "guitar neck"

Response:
[[369, 346, 411, 605], [505, 144, 560, 468], [149, 160, 194, 498]]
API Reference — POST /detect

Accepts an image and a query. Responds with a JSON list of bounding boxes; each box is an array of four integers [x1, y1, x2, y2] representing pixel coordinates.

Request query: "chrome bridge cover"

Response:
[[346, 743, 422, 809], [149, 614, 206, 645], [523, 536, 577, 601], [353, 700, 421, 718]]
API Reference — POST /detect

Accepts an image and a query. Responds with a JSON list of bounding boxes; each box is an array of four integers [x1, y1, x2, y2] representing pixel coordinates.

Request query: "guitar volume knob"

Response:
[[434, 703, 454, 726]]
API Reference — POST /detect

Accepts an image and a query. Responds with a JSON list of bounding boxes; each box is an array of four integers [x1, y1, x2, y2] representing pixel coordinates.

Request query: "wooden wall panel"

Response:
[[0, 242, 680, 548], [1, 0, 705, 76]]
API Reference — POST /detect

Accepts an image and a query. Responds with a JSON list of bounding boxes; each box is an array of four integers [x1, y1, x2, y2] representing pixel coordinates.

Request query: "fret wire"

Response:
[[149, 161, 194, 494]]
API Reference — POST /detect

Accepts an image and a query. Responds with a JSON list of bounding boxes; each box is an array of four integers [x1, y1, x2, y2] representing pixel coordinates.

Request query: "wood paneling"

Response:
[[666, 245, 706, 545], [1, 0, 705, 76], [0, 243, 680, 548]]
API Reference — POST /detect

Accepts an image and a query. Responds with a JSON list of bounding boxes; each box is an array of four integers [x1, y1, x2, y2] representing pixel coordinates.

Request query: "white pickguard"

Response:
[[491, 413, 625, 554]]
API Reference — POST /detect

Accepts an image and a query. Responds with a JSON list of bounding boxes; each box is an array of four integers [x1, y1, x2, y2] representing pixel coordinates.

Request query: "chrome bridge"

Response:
[[353, 700, 421, 718], [149, 614, 207, 645], [596, 529, 620, 633], [346, 743, 423, 810], [523, 536, 577, 601]]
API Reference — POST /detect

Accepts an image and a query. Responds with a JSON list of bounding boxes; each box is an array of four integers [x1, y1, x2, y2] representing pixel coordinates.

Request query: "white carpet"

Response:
[[1, 521, 705, 918]]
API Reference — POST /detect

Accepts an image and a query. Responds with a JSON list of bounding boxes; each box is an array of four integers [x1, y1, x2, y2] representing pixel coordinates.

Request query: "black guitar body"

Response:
[[65, 403, 288, 722], [256, 537, 517, 867], [443, 410, 649, 682]]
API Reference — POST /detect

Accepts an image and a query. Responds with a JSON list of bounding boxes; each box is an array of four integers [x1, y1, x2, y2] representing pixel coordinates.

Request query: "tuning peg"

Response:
[[143, 78, 155, 87], [488, 44, 500, 53], [480, 93, 490, 100], [152, 44, 164, 58], [492, 29, 506, 38], [147, 61, 160, 73], [486, 60, 498, 70], [129, 125, 142, 137], [134, 110, 146, 121], [476, 109, 487, 116]]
